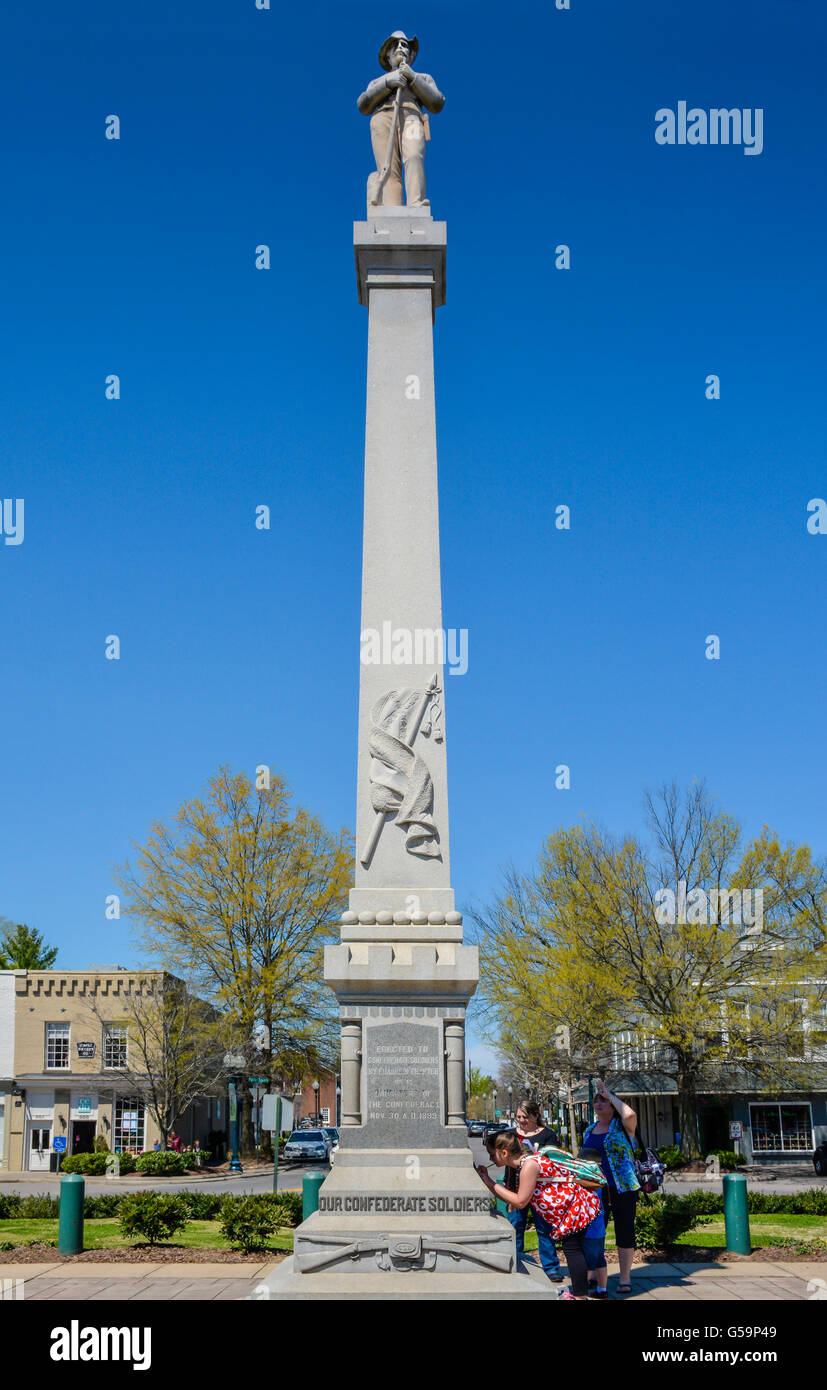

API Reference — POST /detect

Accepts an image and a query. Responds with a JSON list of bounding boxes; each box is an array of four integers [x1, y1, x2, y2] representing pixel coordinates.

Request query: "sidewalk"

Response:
[[513, 1254, 822, 1301], [1, 1257, 822, 1300], [0, 1260, 279, 1301]]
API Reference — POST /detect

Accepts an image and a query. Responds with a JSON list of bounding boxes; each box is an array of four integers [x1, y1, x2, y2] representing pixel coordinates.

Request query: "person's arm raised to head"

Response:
[[600, 1081, 636, 1138]]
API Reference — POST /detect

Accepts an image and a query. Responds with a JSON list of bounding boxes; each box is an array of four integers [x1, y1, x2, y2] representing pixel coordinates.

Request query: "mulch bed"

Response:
[[637, 1246, 824, 1264], [0, 1243, 289, 1265]]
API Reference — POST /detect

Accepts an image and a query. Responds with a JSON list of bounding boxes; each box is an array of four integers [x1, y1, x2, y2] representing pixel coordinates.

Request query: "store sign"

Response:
[[76, 1042, 96, 1058], [70, 1093, 98, 1120], [729, 1120, 743, 1140]]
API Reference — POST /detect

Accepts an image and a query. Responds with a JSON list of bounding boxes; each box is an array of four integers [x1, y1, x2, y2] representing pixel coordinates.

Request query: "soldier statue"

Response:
[[357, 31, 445, 209]]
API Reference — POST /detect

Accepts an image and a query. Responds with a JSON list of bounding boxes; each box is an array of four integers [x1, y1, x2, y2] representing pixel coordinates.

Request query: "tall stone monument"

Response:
[[264, 32, 551, 1300]]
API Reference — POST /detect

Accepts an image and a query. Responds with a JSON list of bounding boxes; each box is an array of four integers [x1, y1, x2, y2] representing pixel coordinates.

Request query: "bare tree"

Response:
[[86, 973, 225, 1151]]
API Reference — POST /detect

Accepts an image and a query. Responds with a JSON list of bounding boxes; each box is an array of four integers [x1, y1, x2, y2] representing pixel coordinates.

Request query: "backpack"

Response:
[[536, 1146, 607, 1187]]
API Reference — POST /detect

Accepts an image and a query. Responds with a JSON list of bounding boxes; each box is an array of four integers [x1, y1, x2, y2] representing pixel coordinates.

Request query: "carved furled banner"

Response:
[[367, 685, 441, 859]]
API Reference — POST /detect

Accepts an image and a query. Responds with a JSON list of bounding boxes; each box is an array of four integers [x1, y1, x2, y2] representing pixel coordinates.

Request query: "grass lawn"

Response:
[[522, 1213, 827, 1253], [0, 1219, 294, 1252], [673, 1214, 827, 1247]]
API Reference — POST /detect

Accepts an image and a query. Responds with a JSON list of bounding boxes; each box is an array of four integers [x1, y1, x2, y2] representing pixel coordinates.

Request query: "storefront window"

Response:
[[113, 1096, 145, 1153], [749, 1102, 813, 1152]]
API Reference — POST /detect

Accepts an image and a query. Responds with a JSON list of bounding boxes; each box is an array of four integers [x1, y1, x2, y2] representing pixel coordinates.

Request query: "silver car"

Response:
[[283, 1129, 331, 1163]]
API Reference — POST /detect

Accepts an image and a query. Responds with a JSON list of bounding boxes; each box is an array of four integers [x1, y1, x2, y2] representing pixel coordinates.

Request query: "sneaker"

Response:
[[547, 1273, 564, 1283], [589, 1287, 609, 1299], [558, 1289, 577, 1300]]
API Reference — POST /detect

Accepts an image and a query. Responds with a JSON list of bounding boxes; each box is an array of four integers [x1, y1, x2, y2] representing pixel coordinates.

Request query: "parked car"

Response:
[[466, 1119, 487, 1137], [483, 1121, 511, 1138], [283, 1130, 332, 1163], [813, 1141, 827, 1176], [322, 1126, 340, 1149]]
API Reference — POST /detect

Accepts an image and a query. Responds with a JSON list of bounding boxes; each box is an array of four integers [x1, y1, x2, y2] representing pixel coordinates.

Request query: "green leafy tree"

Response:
[[465, 1063, 495, 1119], [0, 921, 57, 969], [475, 783, 827, 1159], [117, 765, 352, 1152]]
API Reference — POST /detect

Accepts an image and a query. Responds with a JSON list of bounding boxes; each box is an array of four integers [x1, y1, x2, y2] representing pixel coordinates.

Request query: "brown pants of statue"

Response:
[[369, 101, 428, 206]]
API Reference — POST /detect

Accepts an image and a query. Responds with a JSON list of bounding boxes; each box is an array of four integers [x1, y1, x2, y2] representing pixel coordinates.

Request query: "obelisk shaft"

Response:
[[349, 212, 453, 919]]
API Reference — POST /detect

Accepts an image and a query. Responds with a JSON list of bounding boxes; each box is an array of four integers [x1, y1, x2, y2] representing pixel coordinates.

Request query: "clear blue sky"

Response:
[[2, 1, 825, 1078]]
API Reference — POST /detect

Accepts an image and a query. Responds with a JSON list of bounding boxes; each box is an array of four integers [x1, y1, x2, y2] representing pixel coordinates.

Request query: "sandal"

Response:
[[616, 1282, 632, 1296]]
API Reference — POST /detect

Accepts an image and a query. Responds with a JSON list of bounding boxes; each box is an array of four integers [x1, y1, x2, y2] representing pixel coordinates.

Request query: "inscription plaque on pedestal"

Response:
[[365, 1021, 443, 1146]]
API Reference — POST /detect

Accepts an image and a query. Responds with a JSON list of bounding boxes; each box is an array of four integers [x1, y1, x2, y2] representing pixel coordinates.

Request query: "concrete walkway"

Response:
[[608, 1260, 824, 1301], [0, 1260, 278, 1301], [1, 1257, 822, 1300]]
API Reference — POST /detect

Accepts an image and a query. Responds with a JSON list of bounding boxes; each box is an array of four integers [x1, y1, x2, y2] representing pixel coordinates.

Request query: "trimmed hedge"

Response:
[[656, 1145, 686, 1169], [219, 1195, 279, 1252], [118, 1192, 188, 1245], [706, 1149, 746, 1170], [0, 1189, 305, 1224], [632, 1187, 827, 1249], [134, 1150, 189, 1176], [634, 1195, 702, 1250], [59, 1152, 136, 1176]]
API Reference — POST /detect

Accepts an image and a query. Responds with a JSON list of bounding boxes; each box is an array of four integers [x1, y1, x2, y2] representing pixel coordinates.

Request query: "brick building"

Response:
[[0, 968, 225, 1171], [291, 1067, 339, 1128]]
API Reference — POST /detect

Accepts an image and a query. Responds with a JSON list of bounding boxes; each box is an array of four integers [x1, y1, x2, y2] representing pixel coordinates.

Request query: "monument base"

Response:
[[257, 1146, 558, 1300], [254, 1254, 557, 1301]]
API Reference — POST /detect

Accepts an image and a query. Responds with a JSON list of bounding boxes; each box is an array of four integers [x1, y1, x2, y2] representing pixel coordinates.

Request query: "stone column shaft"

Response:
[[340, 1021, 362, 1126], [444, 1021, 466, 1126]]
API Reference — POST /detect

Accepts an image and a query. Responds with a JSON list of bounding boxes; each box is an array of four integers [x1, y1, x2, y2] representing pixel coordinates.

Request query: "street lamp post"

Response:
[[335, 1083, 341, 1127], [312, 1079, 320, 1126], [507, 1085, 513, 1121], [492, 1088, 497, 1121], [228, 1073, 243, 1174]]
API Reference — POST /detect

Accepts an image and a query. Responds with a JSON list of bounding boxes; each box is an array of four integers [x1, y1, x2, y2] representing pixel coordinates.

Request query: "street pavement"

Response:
[[1, 1142, 822, 1197], [468, 1136, 822, 1195], [0, 1161, 328, 1197]]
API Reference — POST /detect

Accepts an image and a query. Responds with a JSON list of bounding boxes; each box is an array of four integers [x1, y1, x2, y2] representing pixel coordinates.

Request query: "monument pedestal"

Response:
[[264, 209, 555, 1299], [263, 964, 555, 1299]]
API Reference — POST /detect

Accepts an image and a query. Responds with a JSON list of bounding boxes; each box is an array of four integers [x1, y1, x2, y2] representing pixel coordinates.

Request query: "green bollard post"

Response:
[[302, 1170, 326, 1221], [58, 1174, 85, 1255], [723, 1172, 751, 1254]]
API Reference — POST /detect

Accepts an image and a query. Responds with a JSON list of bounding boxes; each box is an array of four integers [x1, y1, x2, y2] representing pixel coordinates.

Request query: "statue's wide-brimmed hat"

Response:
[[378, 31, 419, 70]]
